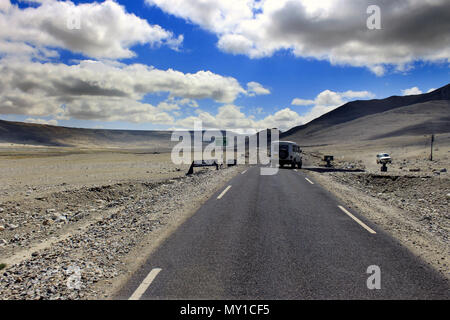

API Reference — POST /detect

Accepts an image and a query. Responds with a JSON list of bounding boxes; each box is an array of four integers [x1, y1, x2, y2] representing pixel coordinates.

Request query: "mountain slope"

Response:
[[0, 120, 174, 148], [282, 83, 450, 145], [0, 121, 235, 148], [1, 84, 449, 148], [285, 100, 449, 146]]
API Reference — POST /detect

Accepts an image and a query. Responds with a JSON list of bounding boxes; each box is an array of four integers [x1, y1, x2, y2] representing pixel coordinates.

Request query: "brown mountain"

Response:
[[281, 83, 450, 146], [0, 120, 174, 148], [1, 84, 449, 148]]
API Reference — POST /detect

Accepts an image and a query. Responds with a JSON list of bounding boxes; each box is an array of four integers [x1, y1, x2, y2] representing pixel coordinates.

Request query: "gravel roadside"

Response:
[[307, 170, 449, 280], [0, 166, 240, 300]]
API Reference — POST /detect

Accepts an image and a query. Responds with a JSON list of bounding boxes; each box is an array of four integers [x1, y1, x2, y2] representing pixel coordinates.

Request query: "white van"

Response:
[[271, 141, 303, 169], [376, 153, 392, 164]]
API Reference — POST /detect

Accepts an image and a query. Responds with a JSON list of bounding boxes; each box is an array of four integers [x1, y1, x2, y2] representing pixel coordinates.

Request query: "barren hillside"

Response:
[[282, 84, 450, 146], [285, 100, 449, 146], [0, 120, 174, 149]]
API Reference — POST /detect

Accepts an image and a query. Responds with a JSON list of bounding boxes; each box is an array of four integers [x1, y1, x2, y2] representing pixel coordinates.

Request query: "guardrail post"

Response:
[[186, 162, 194, 175]]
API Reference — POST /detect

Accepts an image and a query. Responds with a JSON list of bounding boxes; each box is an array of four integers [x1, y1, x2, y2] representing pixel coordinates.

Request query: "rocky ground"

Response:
[[332, 173, 449, 241], [303, 149, 450, 279], [0, 164, 240, 300], [0, 148, 190, 203], [1, 144, 448, 298]]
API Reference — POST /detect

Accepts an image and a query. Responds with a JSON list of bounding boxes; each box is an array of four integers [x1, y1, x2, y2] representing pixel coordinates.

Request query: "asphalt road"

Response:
[[117, 166, 449, 299]]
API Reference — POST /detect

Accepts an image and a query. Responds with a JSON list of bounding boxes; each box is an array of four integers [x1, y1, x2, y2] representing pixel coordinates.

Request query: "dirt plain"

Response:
[[0, 146, 240, 299], [0, 133, 449, 299]]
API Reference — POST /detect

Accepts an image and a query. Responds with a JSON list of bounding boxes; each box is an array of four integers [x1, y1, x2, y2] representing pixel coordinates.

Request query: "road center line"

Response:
[[217, 185, 232, 199], [338, 206, 376, 234], [305, 177, 314, 184], [129, 268, 162, 300], [241, 169, 248, 174]]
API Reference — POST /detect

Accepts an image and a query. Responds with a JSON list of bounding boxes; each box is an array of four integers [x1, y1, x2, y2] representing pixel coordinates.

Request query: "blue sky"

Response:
[[0, 0, 449, 131]]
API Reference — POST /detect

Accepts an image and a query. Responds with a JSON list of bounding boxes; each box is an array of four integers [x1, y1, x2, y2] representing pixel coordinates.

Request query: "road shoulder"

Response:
[[0, 166, 241, 300], [307, 170, 449, 281]]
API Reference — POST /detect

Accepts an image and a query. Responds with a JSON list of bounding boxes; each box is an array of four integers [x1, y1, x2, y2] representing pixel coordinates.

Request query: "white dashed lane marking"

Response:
[[217, 186, 232, 199], [338, 206, 376, 234], [129, 268, 162, 300]]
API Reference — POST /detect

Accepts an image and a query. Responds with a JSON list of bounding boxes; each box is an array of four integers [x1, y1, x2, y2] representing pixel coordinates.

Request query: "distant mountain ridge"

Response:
[[0, 121, 239, 148], [281, 83, 450, 145], [0, 120, 174, 148], [1, 84, 449, 148], [282, 83, 450, 139]]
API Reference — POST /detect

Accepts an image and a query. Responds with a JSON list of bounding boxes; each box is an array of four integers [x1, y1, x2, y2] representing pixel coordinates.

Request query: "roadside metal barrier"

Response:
[[186, 160, 219, 175]]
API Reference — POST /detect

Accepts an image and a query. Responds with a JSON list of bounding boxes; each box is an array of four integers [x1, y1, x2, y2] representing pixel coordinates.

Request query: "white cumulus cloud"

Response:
[[291, 89, 375, 123], [0, 0, 183, 59], [401, 87, 422, 96], [146, 0, 450, 75], [246, 82, 271, 96], [0, 58, 247, 122], [291, 98, 314, 106], [25, 118, 58, 126]]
